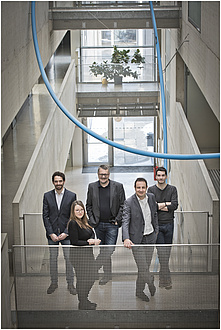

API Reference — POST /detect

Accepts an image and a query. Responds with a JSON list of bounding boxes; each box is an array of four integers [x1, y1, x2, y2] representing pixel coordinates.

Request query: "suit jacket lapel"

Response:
[[133, 194, 144, 222], [93, 182, 100, 208], [59, 188, 67, 212], [109, 180, 114, 209], [147, 193, 154, 222], [52, 190, 59, 213]]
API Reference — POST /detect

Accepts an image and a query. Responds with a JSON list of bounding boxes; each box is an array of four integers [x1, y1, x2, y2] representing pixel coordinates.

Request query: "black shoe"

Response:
[[159, 279, 166, 288], [67, 284, 77, 295], [159, 279, 172, 289], [149, 284, 156, 296], [47, 283, 58, 294], [165, 281, 172, 290], [89, 301, 97, 309], [99, 276, 111, 285], [136, 292, 149, 302], [78, 300, 97, 310]]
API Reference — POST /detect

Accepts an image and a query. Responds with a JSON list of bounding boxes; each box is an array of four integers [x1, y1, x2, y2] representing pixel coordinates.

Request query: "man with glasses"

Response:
[[86, 165, 126, 285]]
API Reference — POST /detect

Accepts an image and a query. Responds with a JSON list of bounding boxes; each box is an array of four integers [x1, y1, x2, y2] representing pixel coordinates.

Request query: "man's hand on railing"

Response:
[[87, 238, 101, 245], [124, 238, 134, 249]]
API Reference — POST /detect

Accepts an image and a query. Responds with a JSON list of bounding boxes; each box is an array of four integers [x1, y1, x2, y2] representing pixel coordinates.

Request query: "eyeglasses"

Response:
[[98, 173, 109, 177], [75, 209, 84, 213]]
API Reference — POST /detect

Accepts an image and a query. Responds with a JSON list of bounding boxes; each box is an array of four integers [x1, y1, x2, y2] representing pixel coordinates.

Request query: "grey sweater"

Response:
[[147, 184, 178, 224]]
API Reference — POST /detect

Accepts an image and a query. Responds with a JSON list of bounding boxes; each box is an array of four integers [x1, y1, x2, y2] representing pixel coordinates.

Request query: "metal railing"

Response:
[[78, 50, 157, 83], [50, 1, 181, 9], [21, 211, 213, 245], [13, 208, 220, 328], [12, 244, 219, 328], [19, 211, 215, 274]]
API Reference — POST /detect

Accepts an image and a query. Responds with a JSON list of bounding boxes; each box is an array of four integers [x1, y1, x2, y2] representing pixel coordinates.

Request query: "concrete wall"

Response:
[[170, 103, 219, 244], [12, 60, 77, 245], [159, 2, 219, 245], [1, 1, 66, 139], [178, 1, 220, 121], [1, 234, 11, 329]]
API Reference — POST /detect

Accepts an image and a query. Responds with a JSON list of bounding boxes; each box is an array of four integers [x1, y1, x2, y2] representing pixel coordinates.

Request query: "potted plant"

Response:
[[89, 46, 145, 85]]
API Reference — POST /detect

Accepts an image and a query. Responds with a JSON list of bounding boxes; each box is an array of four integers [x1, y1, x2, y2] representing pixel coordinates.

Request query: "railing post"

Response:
[[207, 213, 213, 272], [19, 216, 27, 274]]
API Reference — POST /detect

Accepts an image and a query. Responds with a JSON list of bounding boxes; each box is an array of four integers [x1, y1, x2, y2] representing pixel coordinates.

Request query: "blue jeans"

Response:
[[48, 238, 74, 285], [95, 222, 119, 276], [156, 222, 174, 283]]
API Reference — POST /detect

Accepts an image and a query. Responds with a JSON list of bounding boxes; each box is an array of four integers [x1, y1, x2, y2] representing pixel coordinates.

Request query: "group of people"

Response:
[[42, 165, 178, 310]]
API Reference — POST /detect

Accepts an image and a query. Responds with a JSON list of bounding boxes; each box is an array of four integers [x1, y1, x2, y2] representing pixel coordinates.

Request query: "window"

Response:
[[80, 29, 156, 82], [113, 117, 154, 166], [188, 1, 201, 32]]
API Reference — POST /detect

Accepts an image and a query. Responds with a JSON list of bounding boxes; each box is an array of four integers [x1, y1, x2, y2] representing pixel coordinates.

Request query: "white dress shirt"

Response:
[[55, 188, 65, 211], [136, 195, 154, 235]]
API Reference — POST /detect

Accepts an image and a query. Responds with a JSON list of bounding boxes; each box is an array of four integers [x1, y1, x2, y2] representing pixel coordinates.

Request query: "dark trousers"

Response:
[[70, 247, 97, 303], [95, 222, 118, 276], [132, 231, 157, 294], [48, 238, 74, 285], [156, 222, 174, 283]]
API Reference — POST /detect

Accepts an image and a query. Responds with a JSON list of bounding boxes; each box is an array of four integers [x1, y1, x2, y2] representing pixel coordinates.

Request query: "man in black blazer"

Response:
[[122, 177, 158, 302], [86, 165, 126, 285], [43, 171, 77, 294]]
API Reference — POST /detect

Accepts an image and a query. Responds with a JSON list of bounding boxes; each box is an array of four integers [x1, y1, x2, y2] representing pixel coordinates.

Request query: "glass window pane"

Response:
[[87, 118, 108, 163], [188, 1, 201, 32], [113, 117, 154, 166], [114, 30, 137, 45], [80, 29, 156, 82]]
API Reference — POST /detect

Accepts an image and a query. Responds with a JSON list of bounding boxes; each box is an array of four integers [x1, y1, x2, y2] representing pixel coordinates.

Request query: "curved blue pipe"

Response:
[[31, 1, 219, 161], [149, 1, 168, 170]]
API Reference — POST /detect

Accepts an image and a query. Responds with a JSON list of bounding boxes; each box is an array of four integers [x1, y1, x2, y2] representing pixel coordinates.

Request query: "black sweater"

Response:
[[147, 184, 178, 224], [68, 220, 95, 246]]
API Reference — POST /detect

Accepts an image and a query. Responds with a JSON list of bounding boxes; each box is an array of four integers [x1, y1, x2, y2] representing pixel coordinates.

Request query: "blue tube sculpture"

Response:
[[31, 1, 219, 161], [149, 1, 168, 169]]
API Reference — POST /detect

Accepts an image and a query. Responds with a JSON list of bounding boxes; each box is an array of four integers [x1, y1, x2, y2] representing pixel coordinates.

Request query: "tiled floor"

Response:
[[13, 271, 219, 311]]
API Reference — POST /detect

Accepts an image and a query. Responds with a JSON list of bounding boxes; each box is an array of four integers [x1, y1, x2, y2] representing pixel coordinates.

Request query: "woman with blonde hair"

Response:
[[68, 200, 100, 310]]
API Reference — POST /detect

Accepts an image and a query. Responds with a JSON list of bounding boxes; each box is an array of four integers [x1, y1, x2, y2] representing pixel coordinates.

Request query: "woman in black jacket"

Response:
[[68, 200, 100, 310]]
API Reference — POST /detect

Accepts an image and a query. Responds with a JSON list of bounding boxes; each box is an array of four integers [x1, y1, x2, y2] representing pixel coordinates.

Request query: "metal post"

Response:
[[207, 213, 213, 272]]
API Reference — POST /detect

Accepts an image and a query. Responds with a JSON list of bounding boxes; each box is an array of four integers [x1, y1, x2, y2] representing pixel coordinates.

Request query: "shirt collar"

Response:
[[55, 187, 65, 196], [136, 194, 148, 202]]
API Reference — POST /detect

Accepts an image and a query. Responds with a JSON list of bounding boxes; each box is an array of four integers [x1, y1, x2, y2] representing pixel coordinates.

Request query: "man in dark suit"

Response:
[[86, 165, 126, 285], [122, 177, 158, 302], [43, 171, 77, 294]]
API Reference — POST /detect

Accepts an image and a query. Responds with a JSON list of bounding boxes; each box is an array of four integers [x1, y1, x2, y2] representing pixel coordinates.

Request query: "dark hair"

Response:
[[69, 200, 92, 229], [134, 177, 148, 188], [156, 167, 167, 176], [52, 171, 65, 183], [98, 164, 110, 174]]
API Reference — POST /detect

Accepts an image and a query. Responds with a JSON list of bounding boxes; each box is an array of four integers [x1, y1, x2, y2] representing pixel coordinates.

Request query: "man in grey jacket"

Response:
[[86, 165, 125, 285], [122, 177, 158, 302]]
